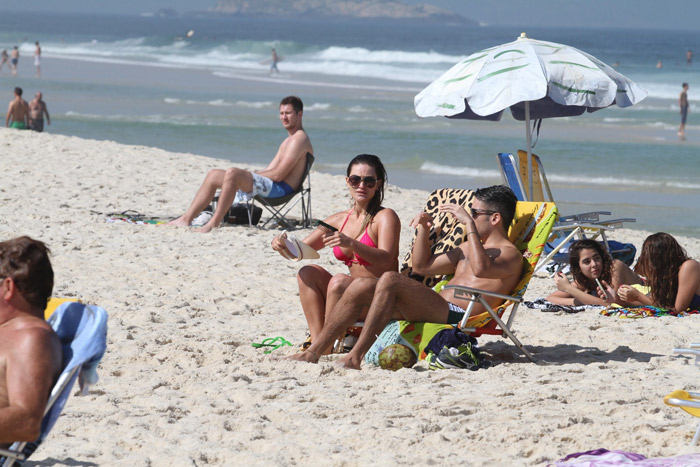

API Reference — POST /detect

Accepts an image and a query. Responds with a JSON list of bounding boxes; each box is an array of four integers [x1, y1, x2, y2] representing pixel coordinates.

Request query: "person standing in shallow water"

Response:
[[270, 48, 279, 74], [679, 83, 689, 138], [34, 42, 41, 78], [29, 92, 50, 132]]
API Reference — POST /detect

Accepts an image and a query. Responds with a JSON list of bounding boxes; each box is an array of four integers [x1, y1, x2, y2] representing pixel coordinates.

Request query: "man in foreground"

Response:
[[167, 95, 313, 233], [29, 92, 51, 132], [290, 185, 523, 369], [5, 87, 29, 129], [0, 237, 62, 445]]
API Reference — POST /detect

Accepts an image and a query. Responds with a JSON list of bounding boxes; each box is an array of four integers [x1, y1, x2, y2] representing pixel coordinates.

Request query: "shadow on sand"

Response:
[[480, 341, 663, 366]]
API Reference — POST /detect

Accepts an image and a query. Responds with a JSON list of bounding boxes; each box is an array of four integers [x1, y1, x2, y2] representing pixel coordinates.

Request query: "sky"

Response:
[[1, 0, 699, 30]]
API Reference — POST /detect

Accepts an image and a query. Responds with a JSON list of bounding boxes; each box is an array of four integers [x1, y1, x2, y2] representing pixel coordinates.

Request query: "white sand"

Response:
[[2, 128, 700, 465]]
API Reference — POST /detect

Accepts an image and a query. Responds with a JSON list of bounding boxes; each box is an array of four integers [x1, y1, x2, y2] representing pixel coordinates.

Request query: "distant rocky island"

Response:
[[210, 0, 474, 23]]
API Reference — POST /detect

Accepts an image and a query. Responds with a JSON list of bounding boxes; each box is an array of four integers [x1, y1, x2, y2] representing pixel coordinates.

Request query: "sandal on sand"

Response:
[[299, 336, 312, 352], [252, 336, 292, 354]]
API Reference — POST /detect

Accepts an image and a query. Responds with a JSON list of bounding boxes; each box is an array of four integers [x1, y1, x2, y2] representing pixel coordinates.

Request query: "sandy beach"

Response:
[[3, 127, 700, 466]]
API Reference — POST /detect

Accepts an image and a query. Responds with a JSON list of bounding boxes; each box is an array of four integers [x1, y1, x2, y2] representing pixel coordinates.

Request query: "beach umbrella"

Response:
[[414, 33, 647, 200]]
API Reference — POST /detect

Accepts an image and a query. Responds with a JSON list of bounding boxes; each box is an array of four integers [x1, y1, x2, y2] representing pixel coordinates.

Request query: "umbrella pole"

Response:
[[525, 101, 533, 201]]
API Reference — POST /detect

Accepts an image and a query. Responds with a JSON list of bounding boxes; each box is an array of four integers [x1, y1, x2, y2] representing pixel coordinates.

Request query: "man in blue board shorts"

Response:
[[167, 96, 314, 233]]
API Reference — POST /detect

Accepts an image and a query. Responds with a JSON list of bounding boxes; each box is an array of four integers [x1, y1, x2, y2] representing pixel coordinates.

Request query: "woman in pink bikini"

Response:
[[271, 154, 400, 351]]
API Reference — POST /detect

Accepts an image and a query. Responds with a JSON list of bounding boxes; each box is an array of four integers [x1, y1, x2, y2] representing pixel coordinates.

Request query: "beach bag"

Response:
[[364, 320, 457, 365], [223, 204, 262, 225]]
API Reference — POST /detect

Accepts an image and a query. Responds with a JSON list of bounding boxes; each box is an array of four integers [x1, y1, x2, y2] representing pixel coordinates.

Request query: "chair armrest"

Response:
[[559, 211, 612, 223], [666, 397, 700, 409], [0, 447, 25, 462], [597, 218, 636, 228], [551, 222, 613, 232], [443, 284, 522, 303]]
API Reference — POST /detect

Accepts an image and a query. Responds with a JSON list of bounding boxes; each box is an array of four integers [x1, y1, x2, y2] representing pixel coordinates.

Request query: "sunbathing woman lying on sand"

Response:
[[547, 239, 643, 307], [271, 154, 400, 353], [618, 232, 700, 312]]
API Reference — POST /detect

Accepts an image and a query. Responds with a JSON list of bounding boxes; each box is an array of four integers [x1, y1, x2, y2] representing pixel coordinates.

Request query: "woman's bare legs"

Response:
[[297, 265, 332, 340], [320, 273, 354, 354]]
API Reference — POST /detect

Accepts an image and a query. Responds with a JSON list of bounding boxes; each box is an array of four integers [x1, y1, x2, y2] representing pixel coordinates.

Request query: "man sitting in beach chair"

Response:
[[167, 95, 314, 233], [0, 237, 62, 445], [289, 185, 523, 369]]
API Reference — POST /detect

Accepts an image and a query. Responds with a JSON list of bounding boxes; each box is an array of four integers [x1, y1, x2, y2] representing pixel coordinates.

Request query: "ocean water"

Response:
[[0, 11, 698, 237]]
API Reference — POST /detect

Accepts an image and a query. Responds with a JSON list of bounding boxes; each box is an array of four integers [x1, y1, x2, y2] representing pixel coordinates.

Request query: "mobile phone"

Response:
[[316, 220, 338, 232], [595, 278, 609, 300]]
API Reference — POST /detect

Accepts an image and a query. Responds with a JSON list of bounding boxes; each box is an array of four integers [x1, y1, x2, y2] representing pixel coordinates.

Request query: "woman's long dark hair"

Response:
[[347, 154, 387, 230], [635, 232, 690, 309], [569, 239, 612, 292]]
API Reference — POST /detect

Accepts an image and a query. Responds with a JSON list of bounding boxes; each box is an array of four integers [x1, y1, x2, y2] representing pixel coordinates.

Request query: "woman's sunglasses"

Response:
[[347, 175, 378, 189]]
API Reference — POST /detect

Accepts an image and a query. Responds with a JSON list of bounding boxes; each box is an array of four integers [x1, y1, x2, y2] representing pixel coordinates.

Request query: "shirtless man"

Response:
[[28, 92, 50, 132], [291, 185, 523, 369], [5, 87, 30, 130], [0, 237, 62, 445], [679, 83, 689, 138], [167, 95, 313, 233], [34, 42, 41, 78], [10, 46, 18, 76]]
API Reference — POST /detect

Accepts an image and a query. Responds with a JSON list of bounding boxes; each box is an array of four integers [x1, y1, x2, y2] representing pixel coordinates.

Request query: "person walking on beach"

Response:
[[0, 50, 7, 72], [34, 42, 41, 78], [166, 96, 313, 233], [679, 83, 689, 138], [0, 236, 62, 446], [5, 87, 30, 129], [10, 46, 19, 76], [270, 48, 279, 74], [687, 49, 693, 65], [28, 92, 50, 132], [290, 185, 523, 369]]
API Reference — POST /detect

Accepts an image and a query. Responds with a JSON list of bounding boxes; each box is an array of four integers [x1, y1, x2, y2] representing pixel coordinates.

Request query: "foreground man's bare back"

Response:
[[0, 316, 61, 443]]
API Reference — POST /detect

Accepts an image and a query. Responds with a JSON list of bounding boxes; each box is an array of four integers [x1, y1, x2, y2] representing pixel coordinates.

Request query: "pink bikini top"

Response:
[[333, 210, 377, 267]]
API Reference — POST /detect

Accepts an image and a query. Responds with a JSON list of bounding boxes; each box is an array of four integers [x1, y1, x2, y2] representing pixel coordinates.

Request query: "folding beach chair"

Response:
[[440, 199, 558, 362], [343, 189, 557, 362], [254, 152, 314, 229], [664, 343, 700, 446], [0, 302, 108, 466], [497, 151, 636, 273]]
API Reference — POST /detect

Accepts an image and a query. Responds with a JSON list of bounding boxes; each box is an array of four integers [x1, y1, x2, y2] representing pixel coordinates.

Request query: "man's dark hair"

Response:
[[0, 236, 53, 312], [280, 96, 303, 113], [14, 87, 22, 97], [683, 82, 688, 88], [474, 185, 517, 230]]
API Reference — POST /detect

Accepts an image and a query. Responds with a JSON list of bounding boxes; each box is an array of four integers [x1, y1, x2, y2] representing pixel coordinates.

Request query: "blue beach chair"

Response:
[[0, 302, 108, 467], [497, 151, 636, 273]]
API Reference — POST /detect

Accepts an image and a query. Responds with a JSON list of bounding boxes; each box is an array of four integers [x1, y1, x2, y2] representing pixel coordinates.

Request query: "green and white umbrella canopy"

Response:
[[414, 33, 647, 199], [415, 32, 647, 121]]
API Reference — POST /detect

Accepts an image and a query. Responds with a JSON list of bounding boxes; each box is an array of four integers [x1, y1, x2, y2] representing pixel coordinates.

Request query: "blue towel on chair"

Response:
[[42, 302, 108, 440]]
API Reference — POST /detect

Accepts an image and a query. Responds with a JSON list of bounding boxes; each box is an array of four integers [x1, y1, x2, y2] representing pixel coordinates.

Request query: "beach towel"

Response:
[[104, 210, 171, 225], [524, 298, 598, 313], [550, 448, 700, 466], [600, 305, 700, 318]]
